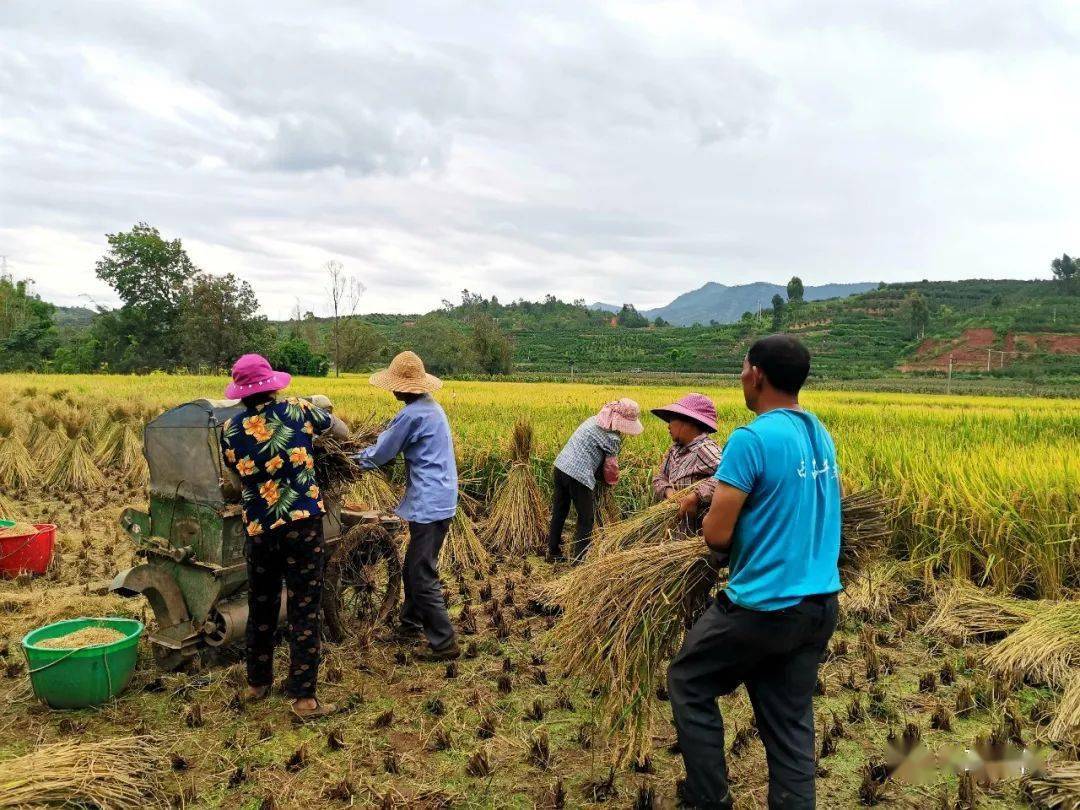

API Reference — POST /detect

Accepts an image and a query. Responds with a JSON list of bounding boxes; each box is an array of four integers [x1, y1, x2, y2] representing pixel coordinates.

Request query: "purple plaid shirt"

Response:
[[652, 434, 722, 503]]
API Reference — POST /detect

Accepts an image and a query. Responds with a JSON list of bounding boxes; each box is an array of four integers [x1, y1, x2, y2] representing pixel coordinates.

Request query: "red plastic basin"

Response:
[[0, 523, 56, 578]]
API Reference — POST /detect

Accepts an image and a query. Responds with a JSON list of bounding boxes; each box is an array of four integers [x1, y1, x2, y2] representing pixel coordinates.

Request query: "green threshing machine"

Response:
[[110, 397, 401, 670]]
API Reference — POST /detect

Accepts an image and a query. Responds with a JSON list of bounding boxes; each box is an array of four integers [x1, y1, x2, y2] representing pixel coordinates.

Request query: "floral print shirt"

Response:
[[220, 396, 333, 536]]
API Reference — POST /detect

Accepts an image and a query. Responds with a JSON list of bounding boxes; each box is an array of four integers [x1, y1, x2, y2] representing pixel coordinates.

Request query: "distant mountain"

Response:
[[641, 281, 878, 326], [588, 302, 621, 314], [53, 305, 98, 328]]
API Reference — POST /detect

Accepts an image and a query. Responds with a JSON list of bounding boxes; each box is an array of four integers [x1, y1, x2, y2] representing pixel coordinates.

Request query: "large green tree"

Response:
[[0, 275, 56, 370], [92, 223, 196, 370], [179, 273, 270, 370], [406, 315, 475, 375], [335, 318, 386, 371], [786, 276, 804, 302], [1051, 253, 1078, 293], [770, 294, 786, 330], [898, 291, 930, 339], [470, 313, 513, 375]]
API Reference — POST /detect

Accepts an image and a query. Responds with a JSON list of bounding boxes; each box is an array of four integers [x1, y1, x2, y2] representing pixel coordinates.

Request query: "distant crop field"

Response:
[[6, 373, 1077, 598]]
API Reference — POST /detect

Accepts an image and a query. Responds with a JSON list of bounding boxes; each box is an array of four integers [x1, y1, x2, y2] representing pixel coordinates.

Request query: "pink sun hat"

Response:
[[224, 353, 292, 400], [650, 392, 718, 433], [596, 398, 644, 436]]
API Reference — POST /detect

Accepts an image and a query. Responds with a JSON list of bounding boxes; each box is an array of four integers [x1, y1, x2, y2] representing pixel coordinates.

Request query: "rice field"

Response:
[[0, 373, 1078, 808]]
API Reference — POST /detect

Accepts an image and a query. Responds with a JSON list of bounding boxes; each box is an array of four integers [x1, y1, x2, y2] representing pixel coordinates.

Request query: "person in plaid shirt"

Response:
[[651, 393, 722, 525]]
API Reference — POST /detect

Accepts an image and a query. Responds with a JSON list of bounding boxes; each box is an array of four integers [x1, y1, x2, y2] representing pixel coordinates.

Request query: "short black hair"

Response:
[[747, 334, 810, 394]]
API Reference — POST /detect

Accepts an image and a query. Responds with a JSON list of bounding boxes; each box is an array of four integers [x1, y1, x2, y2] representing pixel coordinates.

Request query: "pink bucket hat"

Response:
[[597, 398, 644, 436], [224, 354, 292, 400], [651, 392, 718, 433]]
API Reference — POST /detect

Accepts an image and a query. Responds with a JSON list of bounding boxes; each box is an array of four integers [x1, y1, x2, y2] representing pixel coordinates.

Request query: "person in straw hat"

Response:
[[650, 392, 722, 527], [220, 353, 350, 721], [354, 351, 461, 660], [546, 397, 643, 563]]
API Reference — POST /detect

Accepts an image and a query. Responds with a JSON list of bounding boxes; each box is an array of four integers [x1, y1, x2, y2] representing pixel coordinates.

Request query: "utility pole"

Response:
[[946, 354, 953, 395]]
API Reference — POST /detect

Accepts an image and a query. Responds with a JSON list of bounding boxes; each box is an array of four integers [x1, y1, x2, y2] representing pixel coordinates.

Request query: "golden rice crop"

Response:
[[983, 601, 1080, 688], [1049, 674, 1080, 746], [43, 414, 105, 493], [0, 373, 1075, 598], [923, 584, 1044, 641]]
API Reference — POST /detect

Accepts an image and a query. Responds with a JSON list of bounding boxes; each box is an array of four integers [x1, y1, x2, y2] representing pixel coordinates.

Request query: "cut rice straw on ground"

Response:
[[1050, 673, 1080, 746], [547, 538, 716, 765], [983, 600, 1080, 688], [482, 419, 547, 557], [840, 559, 908, 622], [441, 506, 490, 574], [922, 583, 1045, 641], [1024, 760, 1080, 809], [0, 735, 167, 809]]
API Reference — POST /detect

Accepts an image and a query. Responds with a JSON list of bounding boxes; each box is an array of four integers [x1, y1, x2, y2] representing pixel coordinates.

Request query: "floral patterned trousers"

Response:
[[245, 515, 326, 698]]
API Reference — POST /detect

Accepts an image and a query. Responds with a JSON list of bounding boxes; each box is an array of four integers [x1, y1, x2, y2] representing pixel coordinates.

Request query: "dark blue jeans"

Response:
[[668, 592, 839, 809]]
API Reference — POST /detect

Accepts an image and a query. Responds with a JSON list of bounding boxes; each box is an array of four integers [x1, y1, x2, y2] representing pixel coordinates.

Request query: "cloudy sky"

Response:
[[2, 1, 1077, 317]]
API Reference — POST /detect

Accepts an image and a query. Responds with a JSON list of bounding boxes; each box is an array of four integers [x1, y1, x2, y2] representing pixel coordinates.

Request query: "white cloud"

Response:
[[0, 0, 1076, 318]]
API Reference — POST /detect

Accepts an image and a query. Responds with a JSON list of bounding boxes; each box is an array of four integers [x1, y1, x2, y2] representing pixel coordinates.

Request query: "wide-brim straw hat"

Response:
[[651, 392, 718, 433], [370, 351, 443, 394], [597, 398, 644, 436], [225, 353, 292, 400]]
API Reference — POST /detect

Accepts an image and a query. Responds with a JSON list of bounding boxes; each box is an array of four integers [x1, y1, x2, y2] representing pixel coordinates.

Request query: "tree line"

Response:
[[0, 223, 516, 377]]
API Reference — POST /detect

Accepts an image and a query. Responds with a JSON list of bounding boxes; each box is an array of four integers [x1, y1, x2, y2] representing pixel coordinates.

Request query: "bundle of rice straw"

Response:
[[1023, 760, 1080, 809], [28, 410, 66, 466], [345, 470, 399, 512], [547, 538, 716, 765], [983, 601, 1080, 688], [0, 412, 36, 490], [838, 490, 893, 579], [0, 735, 166, 808], [313, 416, 384, 497], [481, 419, 547, 556], [44, 415, 105, 493], [593, 481, 621, 528], [1049, 674, 1080, 746], [441, 505, 490, 574], [0, 490, 16, 520], [587, 488, 690, 560], [94, 409, 148, 487], [923, 584, 1044, 641]]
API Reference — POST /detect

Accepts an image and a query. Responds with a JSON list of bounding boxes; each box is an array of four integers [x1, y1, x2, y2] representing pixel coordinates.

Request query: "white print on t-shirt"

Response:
[[796, 458, 841, 480]]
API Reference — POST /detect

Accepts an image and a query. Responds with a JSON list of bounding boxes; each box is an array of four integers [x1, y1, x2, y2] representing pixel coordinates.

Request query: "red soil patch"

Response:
[[901, 330, 1080, 372]]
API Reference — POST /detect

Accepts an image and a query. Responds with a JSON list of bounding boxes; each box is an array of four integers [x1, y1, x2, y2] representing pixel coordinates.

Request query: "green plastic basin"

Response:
[[22, 617, 143, 709]]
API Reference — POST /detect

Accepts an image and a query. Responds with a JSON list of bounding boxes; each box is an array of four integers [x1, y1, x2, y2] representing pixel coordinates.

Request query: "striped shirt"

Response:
[[652, 434, 722, 503], [554, 416, 622, 490]]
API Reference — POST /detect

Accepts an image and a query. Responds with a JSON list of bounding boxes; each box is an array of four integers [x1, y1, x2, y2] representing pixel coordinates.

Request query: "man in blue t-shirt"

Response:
[[668, 335, 841, 810]]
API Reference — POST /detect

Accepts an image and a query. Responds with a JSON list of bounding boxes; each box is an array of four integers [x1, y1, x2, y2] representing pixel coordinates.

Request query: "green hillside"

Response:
[[350, 279, 1079, 380]]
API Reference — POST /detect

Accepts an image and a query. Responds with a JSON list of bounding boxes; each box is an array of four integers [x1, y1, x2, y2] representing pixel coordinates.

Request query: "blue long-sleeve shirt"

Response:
[[355, 395, 458, 524]]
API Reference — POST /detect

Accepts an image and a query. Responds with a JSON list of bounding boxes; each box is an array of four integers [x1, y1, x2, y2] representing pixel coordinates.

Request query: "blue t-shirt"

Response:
[[713, 408, 842, 611]]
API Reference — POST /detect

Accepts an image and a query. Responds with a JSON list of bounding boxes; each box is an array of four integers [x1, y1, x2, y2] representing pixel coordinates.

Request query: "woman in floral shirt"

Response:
[[220, 353, 348, 720]]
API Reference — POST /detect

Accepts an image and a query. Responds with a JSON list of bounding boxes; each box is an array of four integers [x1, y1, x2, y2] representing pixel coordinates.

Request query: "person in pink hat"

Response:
[[547, 397, 643, 562], [651, 393, 723, 525], [219, 353, 349, 721]]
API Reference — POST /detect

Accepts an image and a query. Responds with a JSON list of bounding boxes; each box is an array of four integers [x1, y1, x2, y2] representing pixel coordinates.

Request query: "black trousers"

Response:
[[401, 519, 456, 650], [245, 516, 326, 699], [547, 467, 596, 560], [668, 592, 839, 809]]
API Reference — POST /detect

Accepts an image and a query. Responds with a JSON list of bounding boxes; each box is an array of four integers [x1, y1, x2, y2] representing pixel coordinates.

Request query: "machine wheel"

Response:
[[152, 643, 196, 672], [323, 522, 403, 643]]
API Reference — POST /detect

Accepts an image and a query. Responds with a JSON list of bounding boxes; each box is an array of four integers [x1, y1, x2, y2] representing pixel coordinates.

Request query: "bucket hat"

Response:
[[650, 392, 718, 433], [597, 398, 644, 436], [370, 351, 443, 394], [225, 354, 292, 400]]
